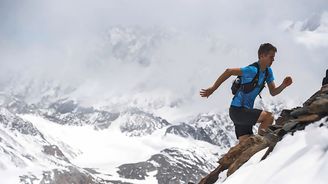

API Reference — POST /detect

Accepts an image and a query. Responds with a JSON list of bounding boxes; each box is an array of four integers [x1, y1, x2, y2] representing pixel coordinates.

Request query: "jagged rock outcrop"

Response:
[[18, 166, 103, 184], [0, 105, 107, 184], [165, 113, 236, 148], [119, 108, 171, 136], [1, 95, 37, 114], [0, 95, 120, 129], [117, 147, 215, 184], [40, 167, 98, 184], [189, 113, 235, 148], [198, 83, 328, 184], [165, 122, 214, 144], [43, 99, 120, 127], [0, 110, 45, 168], [42, 145, 70, 163], [0, 108, 41, 136]]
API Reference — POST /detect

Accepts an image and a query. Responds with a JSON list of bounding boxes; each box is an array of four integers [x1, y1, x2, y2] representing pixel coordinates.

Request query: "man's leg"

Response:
[[256, 111, 274, 135], [234, 124, 254, 142]]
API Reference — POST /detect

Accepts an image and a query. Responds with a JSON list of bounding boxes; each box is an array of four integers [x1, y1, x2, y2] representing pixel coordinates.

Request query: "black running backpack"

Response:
[[231, 62, 269, 97]]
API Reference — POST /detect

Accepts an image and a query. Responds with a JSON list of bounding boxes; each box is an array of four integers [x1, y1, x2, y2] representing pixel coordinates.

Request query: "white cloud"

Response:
[[0, 0, 327, 121]]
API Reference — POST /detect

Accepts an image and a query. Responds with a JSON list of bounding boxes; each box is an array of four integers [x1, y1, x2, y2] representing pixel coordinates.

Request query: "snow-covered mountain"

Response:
[[0, 107, 101, 184], [165, 113, 236, 148], [117, 147, 215, 184], [4, 82, 322, 184], [0, 91, 238, 183], [1, 83, 312, 184], [0, 20, 326, 184], [1, 0, 328, 183]]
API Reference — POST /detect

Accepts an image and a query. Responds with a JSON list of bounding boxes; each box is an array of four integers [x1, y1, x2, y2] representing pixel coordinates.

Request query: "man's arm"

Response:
[[267, 76, 293, 96], [200, 68, 242, 98]]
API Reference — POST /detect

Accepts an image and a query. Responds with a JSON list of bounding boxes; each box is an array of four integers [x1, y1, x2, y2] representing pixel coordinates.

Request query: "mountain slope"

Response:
[[221, 119, 328, 184], [199, 84, 328, 184]]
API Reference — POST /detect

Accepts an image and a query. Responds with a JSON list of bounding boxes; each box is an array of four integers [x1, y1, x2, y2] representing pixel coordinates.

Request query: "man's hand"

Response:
[[199, 68, 240, 99], [200, 87, 215, 98], [282, 76, 293, 87]]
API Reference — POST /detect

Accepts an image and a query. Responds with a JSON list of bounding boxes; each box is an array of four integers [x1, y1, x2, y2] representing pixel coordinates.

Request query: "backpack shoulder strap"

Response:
[[258, 67, 269, 98], [263, 67, 269, 82], [248, 62, 260, 83]]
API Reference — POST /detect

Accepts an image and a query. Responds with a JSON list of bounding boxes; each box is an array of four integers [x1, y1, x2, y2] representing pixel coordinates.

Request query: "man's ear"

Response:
[[259, 53, 264, 60], [259, 53, 268, 60]]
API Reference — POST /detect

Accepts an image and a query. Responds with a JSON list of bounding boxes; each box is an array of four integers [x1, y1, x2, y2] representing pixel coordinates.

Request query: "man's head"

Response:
[[258, 43, 277, 67]]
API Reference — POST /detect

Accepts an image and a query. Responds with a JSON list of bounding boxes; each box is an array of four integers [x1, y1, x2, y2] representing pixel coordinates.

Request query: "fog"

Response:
[[0, 0, 327, 121]]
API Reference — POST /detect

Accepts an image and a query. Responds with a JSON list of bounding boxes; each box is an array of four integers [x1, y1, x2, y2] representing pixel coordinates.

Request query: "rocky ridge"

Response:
[[198, 83, 328, 184]]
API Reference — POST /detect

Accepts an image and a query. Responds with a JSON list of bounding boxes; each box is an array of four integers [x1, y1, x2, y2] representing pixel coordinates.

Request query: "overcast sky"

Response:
[[0, 0, 327, 121]]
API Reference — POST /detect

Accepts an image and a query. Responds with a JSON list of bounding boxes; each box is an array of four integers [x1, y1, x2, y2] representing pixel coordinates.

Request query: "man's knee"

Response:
[[259, 111, 274, 124], [265, 112, 274, 124]]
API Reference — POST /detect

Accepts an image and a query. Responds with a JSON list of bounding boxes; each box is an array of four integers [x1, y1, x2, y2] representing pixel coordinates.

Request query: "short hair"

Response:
[[258, 43, 277, 59]]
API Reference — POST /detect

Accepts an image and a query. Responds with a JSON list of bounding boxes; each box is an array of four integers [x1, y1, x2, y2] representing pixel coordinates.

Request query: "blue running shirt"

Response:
[[231, 62, 274, 109]]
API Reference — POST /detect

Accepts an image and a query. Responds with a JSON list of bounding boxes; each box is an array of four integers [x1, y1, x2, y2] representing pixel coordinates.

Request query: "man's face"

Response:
[[260, 50, 275, 67]]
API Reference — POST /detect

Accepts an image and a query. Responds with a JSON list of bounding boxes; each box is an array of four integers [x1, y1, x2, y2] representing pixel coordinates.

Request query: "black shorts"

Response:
[[229, 106, 262, 139]]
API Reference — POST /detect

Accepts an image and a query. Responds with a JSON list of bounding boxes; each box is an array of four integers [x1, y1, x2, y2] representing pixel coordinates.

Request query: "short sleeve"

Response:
[[266, 67, 274, 84], [241, 66, 257, 78]]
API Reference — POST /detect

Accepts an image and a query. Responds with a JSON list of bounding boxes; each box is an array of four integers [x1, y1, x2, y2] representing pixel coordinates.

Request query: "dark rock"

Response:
[[322, 69, 328, 86], [308, 98, 328, 115], [188, 113, 236, 148], [83, 168, 102, 175], [0, 108, 41, 136], [107, 180, 134, 184], [275, 109, 293, 125], [119, 109, 171, 136], [303, 90, 322, 106], [43, 100, 120, 127], [42, 145, 70, 163], [51, 100, 78, 114], [20, 174, 39, 184], [282, 120, 299, 132], [290, 107, 310, 117], [117, 148, 212, 184], [321, 84, 328, 93], [295, 114, 321, 123], [117, 162, 156, 180], [165, 123, 214, 145], [40, 167, 99, 184]]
